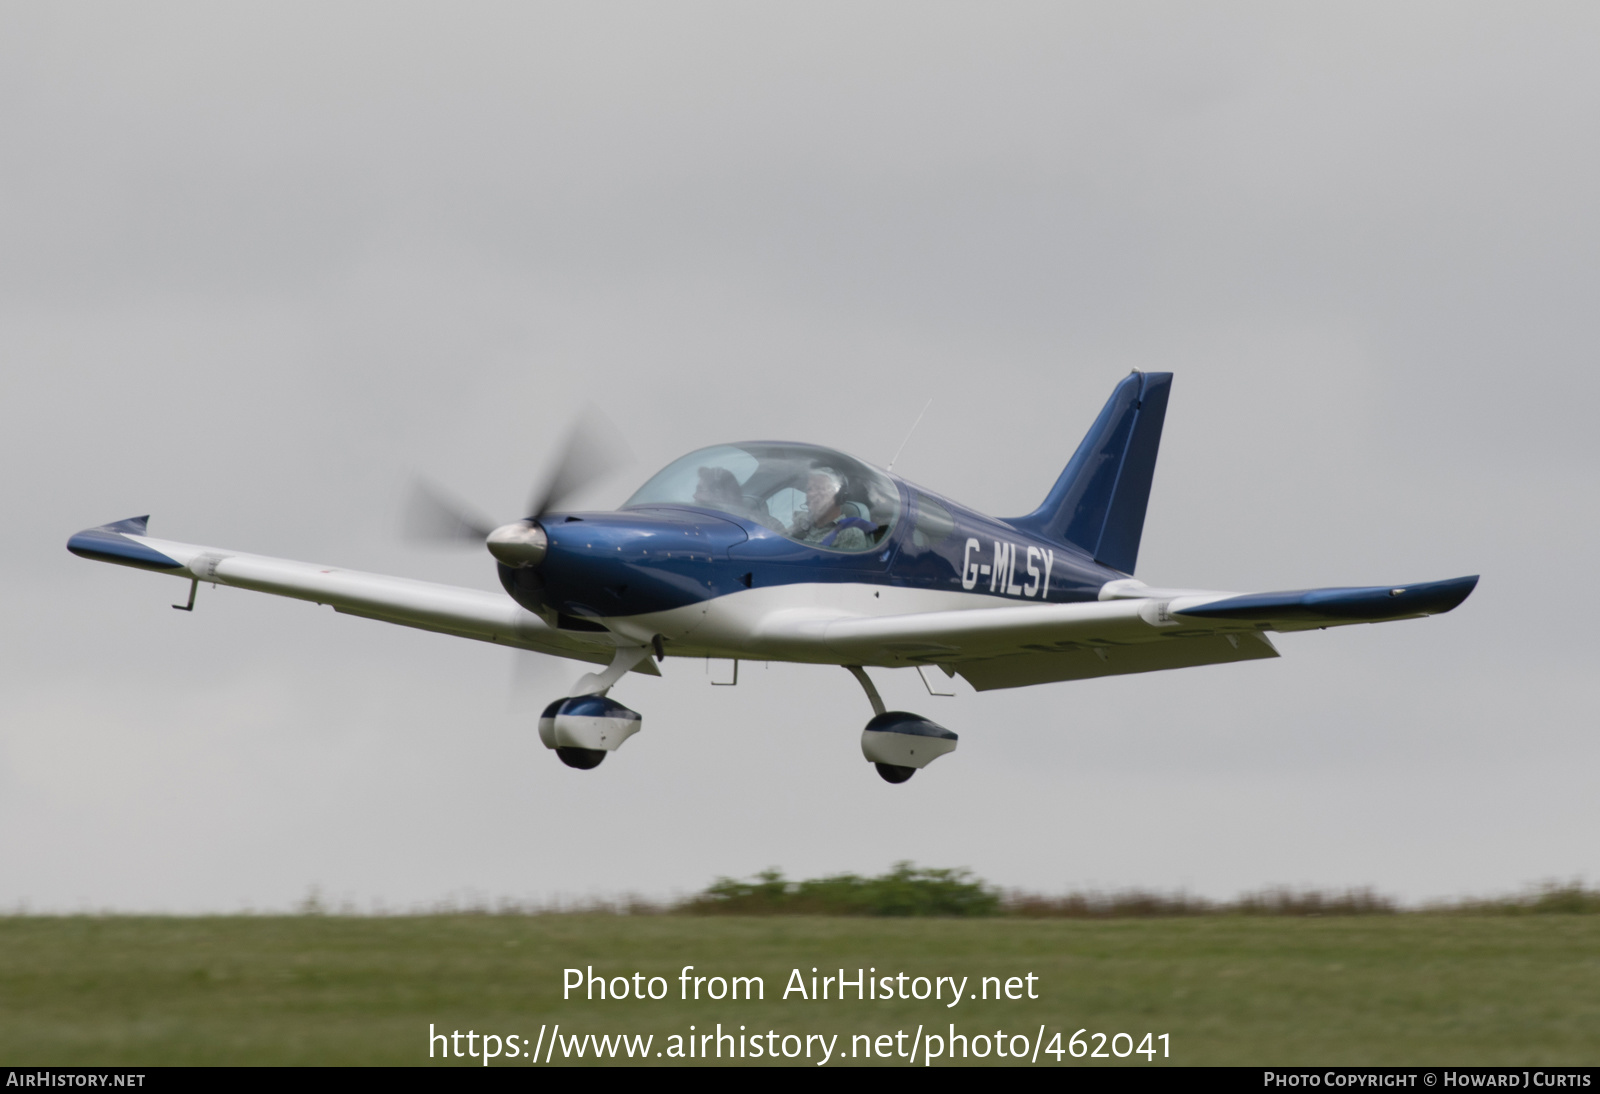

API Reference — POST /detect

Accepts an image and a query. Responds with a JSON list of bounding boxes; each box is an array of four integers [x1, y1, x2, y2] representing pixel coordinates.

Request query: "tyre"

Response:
[[555, 747, 607, 770]]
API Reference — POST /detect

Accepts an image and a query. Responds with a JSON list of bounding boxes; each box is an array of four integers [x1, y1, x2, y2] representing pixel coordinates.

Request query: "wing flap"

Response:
[[957, 631, 1278, 691]]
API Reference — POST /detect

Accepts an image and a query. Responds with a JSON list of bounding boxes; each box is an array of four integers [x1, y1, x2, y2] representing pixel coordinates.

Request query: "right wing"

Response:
[[67, 516, 631, 669], [749, 575, 1478, 691]]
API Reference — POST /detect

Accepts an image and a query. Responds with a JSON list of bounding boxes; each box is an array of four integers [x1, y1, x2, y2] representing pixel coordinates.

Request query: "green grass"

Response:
[[3, 915, 1599, 1065]]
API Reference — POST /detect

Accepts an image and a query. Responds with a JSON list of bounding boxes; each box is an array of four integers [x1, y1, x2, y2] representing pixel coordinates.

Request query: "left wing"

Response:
[[67, 516, 638, 670], [755, 575, 1478, 691]]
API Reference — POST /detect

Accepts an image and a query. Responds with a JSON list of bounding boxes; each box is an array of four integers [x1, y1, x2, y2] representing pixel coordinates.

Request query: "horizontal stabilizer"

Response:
[[1177, 575, 1479, 625]]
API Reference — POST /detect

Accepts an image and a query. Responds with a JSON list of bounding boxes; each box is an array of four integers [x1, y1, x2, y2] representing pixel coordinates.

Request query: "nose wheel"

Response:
[[539, 694, 642, 770], [555, 747, 607, 769]]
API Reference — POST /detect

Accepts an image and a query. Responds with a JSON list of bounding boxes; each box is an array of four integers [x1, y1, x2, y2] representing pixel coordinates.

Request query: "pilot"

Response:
[[793, 468, 876, 551]]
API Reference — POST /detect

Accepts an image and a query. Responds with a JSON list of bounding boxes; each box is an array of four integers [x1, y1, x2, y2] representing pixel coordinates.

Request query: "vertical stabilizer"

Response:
[[1006, 371, 1171, 575]]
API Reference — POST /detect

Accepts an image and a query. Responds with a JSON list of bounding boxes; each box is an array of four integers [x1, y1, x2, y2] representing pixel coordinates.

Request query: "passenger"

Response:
[[695, 465, 782, 530], [692, 466, 745, 515], [792, 468, 877, 551]]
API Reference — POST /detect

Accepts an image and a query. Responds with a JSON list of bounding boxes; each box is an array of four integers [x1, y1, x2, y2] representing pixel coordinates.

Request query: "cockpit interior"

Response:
[[624, 443, 901, 553]]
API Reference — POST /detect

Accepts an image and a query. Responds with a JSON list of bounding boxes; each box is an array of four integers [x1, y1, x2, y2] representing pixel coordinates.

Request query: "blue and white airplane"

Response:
[[68, 373, 1477, 783]]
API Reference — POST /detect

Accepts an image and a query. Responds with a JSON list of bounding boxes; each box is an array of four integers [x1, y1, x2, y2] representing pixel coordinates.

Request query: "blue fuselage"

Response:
[[500, 483, 1119, 627]]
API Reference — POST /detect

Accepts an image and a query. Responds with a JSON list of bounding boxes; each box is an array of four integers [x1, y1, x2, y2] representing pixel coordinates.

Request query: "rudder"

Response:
[[1006, 371, 1171, 575]]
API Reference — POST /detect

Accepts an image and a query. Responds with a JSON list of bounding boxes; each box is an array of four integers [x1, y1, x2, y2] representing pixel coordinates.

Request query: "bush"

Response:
[[682, 862, 1001, 917], [1439, 883, 1600, 916], [678, 869, 1600, 919]]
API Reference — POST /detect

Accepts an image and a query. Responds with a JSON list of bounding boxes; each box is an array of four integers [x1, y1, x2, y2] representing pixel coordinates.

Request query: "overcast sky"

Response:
[[3, 2, 1596, 911]]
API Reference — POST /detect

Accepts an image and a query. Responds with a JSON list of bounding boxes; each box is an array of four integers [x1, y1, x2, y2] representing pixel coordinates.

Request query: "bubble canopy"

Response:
[[623, 443, 901, 553]]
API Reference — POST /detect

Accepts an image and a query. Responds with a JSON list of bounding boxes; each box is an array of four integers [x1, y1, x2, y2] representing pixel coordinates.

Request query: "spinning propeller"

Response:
[[403, 406, 631, 568]]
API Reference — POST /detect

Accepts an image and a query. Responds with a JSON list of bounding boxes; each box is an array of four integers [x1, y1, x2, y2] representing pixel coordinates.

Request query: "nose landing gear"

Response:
[[538, 643, 651, 771], [556, 746, 608, 770], [538, 694, 642, 770]]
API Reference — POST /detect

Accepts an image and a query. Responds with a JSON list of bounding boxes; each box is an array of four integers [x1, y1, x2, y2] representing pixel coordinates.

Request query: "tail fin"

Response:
[[1006, 371, 1171, 575]]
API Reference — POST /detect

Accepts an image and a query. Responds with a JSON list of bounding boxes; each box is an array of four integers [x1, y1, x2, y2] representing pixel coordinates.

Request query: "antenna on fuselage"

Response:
[[886, 397, 933, 474]]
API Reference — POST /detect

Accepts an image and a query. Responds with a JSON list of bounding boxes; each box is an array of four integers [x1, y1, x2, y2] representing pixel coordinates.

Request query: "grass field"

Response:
[[2, 915, 1598, 1066]]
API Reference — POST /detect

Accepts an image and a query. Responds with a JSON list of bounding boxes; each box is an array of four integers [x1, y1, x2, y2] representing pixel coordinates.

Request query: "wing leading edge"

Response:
[[67, 516, 635, 670]]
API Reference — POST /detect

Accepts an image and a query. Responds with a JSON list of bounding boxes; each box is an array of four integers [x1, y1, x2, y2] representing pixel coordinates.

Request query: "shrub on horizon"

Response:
[[682, 862, 1000, 917]]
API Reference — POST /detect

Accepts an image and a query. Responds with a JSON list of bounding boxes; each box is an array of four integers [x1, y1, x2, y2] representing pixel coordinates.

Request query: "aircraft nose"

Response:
[[486, 520, 548, 568]]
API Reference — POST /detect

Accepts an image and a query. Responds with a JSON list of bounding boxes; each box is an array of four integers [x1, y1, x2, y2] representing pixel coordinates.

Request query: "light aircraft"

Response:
[[68, 372, 1476, 783]]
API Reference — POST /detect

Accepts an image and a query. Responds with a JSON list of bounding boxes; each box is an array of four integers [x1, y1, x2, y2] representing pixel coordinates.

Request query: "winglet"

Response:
[[1006, 371, 1172, 575], [67, 516, 183, 571], [102, 515, 150, 535]]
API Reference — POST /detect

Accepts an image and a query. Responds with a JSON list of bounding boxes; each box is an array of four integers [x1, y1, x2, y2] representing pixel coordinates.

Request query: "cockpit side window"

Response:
[[624, 443, 900, 553], [911, 494, 955, 549]]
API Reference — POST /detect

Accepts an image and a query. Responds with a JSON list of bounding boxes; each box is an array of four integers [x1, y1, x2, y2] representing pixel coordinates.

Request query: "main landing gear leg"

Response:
[[845, 665, 886, 716], [845, 666, 909, 784]]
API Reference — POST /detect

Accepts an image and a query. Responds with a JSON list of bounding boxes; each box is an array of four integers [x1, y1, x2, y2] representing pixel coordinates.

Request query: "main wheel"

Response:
[[556, 747, 606, 770], [875, 762, 915, 784]]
